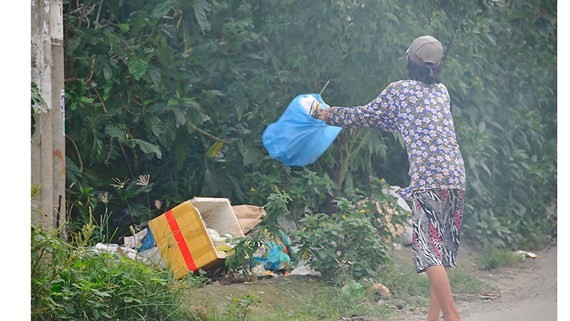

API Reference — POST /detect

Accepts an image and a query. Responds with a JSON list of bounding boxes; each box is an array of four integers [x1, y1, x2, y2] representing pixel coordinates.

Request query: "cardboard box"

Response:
[[232, 205, 266, 234], [148, 197, 244, 279]]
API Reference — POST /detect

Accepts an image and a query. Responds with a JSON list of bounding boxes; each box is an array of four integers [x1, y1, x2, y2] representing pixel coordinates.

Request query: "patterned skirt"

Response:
[[411, 189, 465, 273]]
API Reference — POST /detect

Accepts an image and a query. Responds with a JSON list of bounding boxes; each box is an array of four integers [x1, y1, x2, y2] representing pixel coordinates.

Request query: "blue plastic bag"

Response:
[[138, 227, 155, 252], [254, 241, 291, 271], [262, 93, 342, 166]]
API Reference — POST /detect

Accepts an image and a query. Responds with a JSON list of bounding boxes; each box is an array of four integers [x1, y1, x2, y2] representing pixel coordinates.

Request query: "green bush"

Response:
[[296, 197, 394, 280], [31, 224, 195, 321]]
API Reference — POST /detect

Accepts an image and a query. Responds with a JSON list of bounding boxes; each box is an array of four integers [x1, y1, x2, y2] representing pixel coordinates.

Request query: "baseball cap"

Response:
[[406, 35, 444, 67]]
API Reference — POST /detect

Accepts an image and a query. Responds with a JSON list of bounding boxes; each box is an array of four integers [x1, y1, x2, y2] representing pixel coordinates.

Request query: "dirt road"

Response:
[[388, 244, 557, 321], [460, 245, 557, 321]]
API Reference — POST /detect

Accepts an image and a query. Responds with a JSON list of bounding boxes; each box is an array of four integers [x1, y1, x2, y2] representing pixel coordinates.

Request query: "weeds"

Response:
[[223, 294, 261, 321], [186, 276, 391, 321], [184, 269, 212, 289], [477, 247, 525, 270], [374, 261, 431, 308], [31, 221, 195, 320], [448, 265, 499, 298]]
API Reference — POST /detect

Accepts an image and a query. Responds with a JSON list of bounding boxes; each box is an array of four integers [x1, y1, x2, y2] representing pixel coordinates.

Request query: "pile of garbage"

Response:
[[90, 197, 315, 279], [90, 187, 415, 280]]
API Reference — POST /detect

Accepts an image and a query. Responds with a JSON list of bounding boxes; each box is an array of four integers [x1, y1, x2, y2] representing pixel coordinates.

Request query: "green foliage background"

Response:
[[62, 0, 556, 249]]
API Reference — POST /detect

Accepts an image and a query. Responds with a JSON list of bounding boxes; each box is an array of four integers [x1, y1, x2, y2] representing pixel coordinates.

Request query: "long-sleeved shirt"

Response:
[[325, 79, 466, 200]]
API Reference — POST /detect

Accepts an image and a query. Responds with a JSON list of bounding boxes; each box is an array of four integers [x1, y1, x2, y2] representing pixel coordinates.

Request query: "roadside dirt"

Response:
[[187, 241, 557, 321], [458, 244, 557, 321], [385, 242, 557, 321]]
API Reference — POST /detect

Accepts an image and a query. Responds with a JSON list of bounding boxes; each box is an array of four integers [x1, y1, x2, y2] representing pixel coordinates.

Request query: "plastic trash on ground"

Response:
[[138, 227, 156, 251], [290, 260, 322, 277], [262, 93, 342, 166], [91, 243, 142, 262], [107, 226, 163, 268], [90, 242, 163, 268], [515, 250, 538, 258], [123, 227, 148, 249], [253, 230, 292, 272], [254, 241, 291, 271]]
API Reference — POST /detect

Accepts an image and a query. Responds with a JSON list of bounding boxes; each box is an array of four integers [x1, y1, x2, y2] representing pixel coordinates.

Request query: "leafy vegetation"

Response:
[[296, 197, 394, 280], [31, 222, 195, 320], [60, 0, 556, 252]]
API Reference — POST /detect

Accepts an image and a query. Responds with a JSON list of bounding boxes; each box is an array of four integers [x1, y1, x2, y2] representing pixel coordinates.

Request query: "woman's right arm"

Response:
[[323, 82, 400, 132]]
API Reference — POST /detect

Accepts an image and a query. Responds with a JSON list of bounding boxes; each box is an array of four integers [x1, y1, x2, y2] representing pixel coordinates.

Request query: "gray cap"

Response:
[[406, 35, 443, 67]]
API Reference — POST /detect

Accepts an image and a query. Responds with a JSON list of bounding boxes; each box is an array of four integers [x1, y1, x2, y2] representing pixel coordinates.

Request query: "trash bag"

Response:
[[253, 230, 293, 271], [254, 241, 291, 271], [138, 227, 156, 252], [262, 93, 342, 166]]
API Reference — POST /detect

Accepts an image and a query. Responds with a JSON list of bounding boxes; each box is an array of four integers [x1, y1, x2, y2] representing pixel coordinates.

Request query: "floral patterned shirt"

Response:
[[325, 80, 466, 200]]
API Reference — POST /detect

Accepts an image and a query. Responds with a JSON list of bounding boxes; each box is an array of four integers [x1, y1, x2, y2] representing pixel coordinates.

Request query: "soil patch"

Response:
[[184, 241, 557, 320], [386, 242, 557, 321]]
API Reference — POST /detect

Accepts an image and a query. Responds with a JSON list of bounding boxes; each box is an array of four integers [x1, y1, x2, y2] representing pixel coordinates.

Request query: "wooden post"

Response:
[[31, 0, 66, 236]]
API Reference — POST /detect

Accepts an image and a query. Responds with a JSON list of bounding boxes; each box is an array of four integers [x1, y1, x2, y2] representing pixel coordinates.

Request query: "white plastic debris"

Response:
[[207, 228, 222, 242], [515, 250, 538, 258], [91, 243, 164, 267], [290, 260, 321, 277], [206, 228, 240, 254], [123, 228, 148, 248], [93, 243, 139, 261]]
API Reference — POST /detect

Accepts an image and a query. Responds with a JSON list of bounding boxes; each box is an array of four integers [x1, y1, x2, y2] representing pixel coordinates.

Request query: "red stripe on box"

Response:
[[165, 209, 197, 271]]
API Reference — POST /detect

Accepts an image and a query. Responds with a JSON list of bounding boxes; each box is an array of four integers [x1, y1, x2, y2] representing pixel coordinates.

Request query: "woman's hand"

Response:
[[318, 108, 330, 121], [309, 103, 330, 121]]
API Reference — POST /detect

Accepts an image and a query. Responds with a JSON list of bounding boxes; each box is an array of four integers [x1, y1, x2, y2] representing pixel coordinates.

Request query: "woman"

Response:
[[314, 35, 466, 321]]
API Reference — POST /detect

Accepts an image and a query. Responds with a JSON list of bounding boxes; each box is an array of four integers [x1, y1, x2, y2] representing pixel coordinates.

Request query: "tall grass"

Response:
[[31, 221, 196, 320]]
